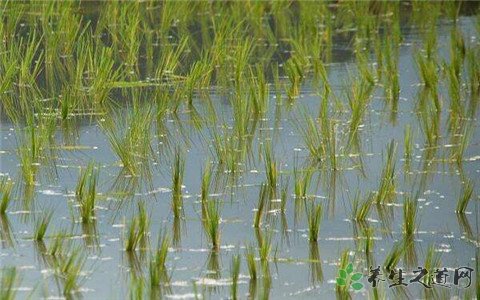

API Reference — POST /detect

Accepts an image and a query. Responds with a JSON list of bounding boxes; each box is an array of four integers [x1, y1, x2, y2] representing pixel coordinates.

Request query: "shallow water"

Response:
[[1, 4, 480, 300]]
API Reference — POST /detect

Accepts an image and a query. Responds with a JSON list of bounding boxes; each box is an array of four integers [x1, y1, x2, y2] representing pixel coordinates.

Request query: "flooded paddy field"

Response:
[[0, 1, 479, 299]]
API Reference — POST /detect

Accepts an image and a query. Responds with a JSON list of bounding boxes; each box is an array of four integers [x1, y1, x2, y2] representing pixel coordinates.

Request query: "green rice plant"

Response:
[[245, 245, 257, 281], [299, 113, 325, 162], [351, 192, 373, 222], [403, 197, 418, 239], [204, 200, 221, 250], [149, 231, 171, 287], [294, 167, 313, 200], [102, 104, 155, 178], [0, 178, 13, 215], [230, 254, 241, 300], [0, 267, 19, 300], [384, 241, 404, 271], [172, 150, 185, 219], [34, 211, 53, 241], [124, 205, 150, 252], [200, 162, 212, 219], [375, 141, 397, 204], [306, 203, 322, 242], [456, 179, 474, 214], [403, 125, 413, 168], [249, 64, 269, 115], [416, 53, 440, 111], [253, 184, 268, 228], [263, 142, 278, 194], [75, 162, 98, 224], [347, 78, 373, 143]]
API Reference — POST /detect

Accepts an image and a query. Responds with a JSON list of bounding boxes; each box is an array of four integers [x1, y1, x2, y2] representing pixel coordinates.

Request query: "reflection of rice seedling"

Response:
[[375, 141, 397, 204], [200, 162, 212, 219], [258, 233, 272, 262], [424, 245, 441, 286], [172, 150, 185, 219], [149, 232, 170, 288], [245, 245, 257, 281], [75, 162, 98, 224], [306, 203, 322, 242], [34, 212, 53, 241], [352, 193, 373, 222], [230, 254, 241, 300], [0, 178, 13, 215], [254, 184, 268, 228], [56, 248, 86, 298], [204, 200, 221, 250], [456, 179, 474, 214], [280, 184, 288, 213], [403, 197, 418, 239], [0, 267, 19, 300]]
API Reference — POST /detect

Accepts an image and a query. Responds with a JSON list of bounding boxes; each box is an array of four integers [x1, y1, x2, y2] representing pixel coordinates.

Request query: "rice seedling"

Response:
[[230, 254, 241, 300], [423, 245, 441, 287], [172, 150, 185, 219], [306, 203, 322, 242], [34, 211, 53, 242], [204, 200, 221, 250], [254, 184, 268, 228], [294, 167, 313, 200], [245, 245, 257, 281], [351, 192, 373, 222], [403, 125, 413, 169], [375, 141, 397, 204], [456, 179, 474, 214], [0, 178, 13, 215], [75, 162, 98, 224], [0, 267, 19, 300], [403, 197, 418, 239], [125, 205, 150, 252], [263, 142, 278, 195]]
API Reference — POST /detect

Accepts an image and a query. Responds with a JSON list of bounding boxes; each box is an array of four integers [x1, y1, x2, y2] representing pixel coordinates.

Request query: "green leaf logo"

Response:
[[336, 262, 364, 291]]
